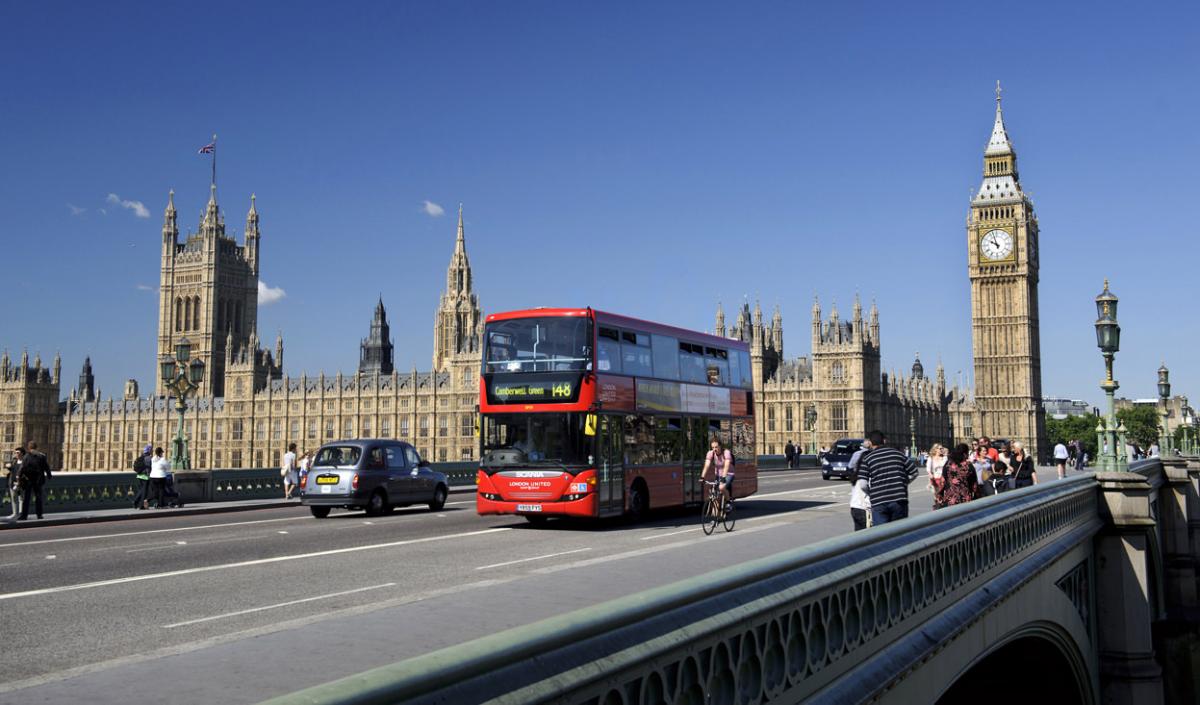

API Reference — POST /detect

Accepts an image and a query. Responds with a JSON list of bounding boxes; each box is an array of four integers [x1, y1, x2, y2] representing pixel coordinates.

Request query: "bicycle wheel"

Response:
[[722, 495, 736, 532], [702, 495, 718, 535]]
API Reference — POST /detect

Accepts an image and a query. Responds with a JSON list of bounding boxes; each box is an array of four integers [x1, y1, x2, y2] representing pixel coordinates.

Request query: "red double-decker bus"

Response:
[[476, 308, 757, 521]]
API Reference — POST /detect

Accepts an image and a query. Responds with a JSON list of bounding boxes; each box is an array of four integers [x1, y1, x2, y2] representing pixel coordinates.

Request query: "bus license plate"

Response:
[[517, 504, 542, 512]]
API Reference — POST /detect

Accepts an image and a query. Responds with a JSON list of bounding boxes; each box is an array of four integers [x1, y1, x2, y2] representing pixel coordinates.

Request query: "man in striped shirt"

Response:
[[859, 430, 918, 526]]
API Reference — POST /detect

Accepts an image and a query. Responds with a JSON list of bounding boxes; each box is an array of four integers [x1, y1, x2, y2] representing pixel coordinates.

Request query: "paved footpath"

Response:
[[0, 468, 1076, 705]]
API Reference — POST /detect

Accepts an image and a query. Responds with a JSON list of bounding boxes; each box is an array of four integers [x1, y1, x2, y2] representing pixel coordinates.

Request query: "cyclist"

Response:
[[702, 437, 735, 509]]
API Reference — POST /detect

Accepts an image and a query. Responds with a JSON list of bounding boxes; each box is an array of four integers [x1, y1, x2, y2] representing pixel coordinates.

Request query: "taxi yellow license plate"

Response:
[[315, 475, 340, 485]]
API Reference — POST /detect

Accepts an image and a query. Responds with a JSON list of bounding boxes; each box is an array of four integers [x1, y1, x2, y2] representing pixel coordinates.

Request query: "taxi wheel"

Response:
[[428, 485, 447, 511], [310, 506, 331, 519], [365, 490, 388, 517]]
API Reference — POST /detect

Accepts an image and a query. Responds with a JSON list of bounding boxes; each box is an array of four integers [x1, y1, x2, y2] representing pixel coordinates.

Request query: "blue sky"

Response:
[[1, 1, 1196, 405]]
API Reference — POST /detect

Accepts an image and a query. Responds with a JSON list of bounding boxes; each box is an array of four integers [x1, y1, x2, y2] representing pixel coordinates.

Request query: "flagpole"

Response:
[[211, 133, 217, 191]]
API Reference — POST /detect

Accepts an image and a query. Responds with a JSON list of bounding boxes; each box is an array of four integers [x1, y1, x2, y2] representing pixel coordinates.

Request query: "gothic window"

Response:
[[175, 297, 183, 332], [255, 420, 265, 440], [184, 297, 192, 330], [99, 424, 107, 442], [361, 418, 371, 436], [192, 297, 200, 330], [325, 420, 335, 439], [2, 423, 13, 444], [460, 413, 473, 437], [439, 416, 449, 437], [461, 448, 472, 461], [438, 448, 447, 462], [290, 420, 300, 440], [400, 418, 409, 437], [381, 418, 392, 437], [272, 420, 281, 440], [214, 421, 224, 441], [832, 362, 845, 383], [767, 407, 776, 432], [419, 416, 430, 437], [343, 418, 354, 438], [307, 420, 317, 440], [831, 403, 848, 433], [785, 407, 794, 432], [231, 450, 242, 468], [231, 420, 243, 441]]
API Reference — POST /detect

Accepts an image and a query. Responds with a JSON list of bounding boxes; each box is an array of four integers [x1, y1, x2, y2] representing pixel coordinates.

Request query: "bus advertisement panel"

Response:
[[476, 308, 757, 521]]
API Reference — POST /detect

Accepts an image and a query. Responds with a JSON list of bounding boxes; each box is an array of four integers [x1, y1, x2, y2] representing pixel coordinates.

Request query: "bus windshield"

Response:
[[484, 317, 593, 373], [481, 413, 592, 469]]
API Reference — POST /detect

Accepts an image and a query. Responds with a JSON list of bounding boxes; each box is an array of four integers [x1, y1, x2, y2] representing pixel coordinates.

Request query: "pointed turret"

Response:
[[52, 351, 61, 384], [912, 352, 925, 380], [245, 193, 260, 273], [715, 302, 726, 338], [202, 183, 220, 233], [275, 331, 284, 369], [936, 358, 946, 392], [433, 203, 483, 371], [975, 81, 1021, 203], [868, 299, 880, 345], [360, 296, 395, 376], [771, 305, 783, 353]]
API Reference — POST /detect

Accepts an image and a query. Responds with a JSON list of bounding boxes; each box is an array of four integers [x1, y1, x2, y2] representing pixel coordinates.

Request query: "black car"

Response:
[[821, 438, 864, 480]]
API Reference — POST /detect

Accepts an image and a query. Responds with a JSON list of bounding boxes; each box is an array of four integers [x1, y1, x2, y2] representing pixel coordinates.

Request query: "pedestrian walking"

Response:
[[16, 441, 49, 520], [969, 438, 996, 497], [925, 443, 948, 503], [281, 443, 298, 499], [934, 444, 979, 508], [149, 447, 169, 508], [848, 439, 872, 531], [298, 450, 312, 489], [1008, 441, 1037, 488], [4, 447, 24, 521], [858, 430, 918, 526], [1053, 441, 1069, 479], [132, 444, 152, 509], [784, 440, 795, 469]]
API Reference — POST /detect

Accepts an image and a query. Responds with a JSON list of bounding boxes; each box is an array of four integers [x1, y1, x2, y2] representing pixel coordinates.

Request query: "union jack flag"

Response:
[[197, 142, 215, 154]]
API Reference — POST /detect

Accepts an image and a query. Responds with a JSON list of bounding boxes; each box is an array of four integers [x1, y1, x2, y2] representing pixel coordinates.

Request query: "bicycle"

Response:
[[701, 479, 735, 535]]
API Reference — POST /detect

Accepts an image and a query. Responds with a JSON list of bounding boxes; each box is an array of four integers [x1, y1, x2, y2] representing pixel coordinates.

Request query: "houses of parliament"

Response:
[[0, 88, 1046, 471]]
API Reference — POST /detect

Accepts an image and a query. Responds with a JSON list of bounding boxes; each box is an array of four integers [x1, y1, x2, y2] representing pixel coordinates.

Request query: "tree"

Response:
[[1116, 405, 1160, 449], [1046, 415, 1098, 460]]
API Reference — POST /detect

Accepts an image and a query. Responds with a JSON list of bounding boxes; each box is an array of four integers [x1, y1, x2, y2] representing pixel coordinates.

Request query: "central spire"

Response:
[[985, 80, 1013, 156]]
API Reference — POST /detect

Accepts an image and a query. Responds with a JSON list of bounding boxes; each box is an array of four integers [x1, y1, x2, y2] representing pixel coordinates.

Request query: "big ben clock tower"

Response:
[[967, 83, 1047, 460]]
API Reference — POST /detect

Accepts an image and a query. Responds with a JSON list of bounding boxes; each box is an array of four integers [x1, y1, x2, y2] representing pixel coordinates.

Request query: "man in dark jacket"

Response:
[[3, 447, 23, 521], [17, 441, 49, 520], [784, 441, 796, 469]]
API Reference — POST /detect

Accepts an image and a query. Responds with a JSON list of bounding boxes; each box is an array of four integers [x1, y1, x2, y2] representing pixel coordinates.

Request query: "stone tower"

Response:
[[433, 204, 483, 380], [0, 350, 62, 468], [810, 295, 882, 439], [157, 187, 261, 398], [967, 83, 1046, 459], [77, 356, 96, 403], [360, 297, 395, 376]]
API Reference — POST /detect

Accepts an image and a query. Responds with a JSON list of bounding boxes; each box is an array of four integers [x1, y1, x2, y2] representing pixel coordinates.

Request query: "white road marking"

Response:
[[45, 555, 56, 560], [0, 562, 20, 569], [475, 548, 591, 570], [175, 541, 187, 545], [446, 500, 473, 506], [0, 515, 303, 548], [0, 527, 511, 601], [277, 530, 289, 534], [640, 528, 695, 541], [537, 523, 788, 574], [162, 583, 397, 629]]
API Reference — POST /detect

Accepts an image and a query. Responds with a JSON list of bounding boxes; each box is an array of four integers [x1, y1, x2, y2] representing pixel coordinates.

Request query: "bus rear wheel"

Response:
[[628, 481, 649, 522]]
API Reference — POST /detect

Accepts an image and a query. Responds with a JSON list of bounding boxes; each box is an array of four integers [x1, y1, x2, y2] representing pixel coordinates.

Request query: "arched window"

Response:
[[175, 297, 182, 331]]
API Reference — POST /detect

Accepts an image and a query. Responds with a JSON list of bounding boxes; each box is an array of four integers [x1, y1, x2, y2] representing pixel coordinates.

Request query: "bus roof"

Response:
[[485, 308, 749, 351]]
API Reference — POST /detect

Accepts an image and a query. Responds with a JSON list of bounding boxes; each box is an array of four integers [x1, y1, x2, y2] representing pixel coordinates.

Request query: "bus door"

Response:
[[683, 417, 708, 504], [597, 415, 625, 516]]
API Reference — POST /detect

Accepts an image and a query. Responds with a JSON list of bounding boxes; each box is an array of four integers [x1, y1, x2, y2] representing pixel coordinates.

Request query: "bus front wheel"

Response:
[[628, 481, 649, 522]]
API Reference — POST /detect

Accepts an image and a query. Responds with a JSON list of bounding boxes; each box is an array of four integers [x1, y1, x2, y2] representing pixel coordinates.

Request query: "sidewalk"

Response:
[[0, 484, 477, 530]]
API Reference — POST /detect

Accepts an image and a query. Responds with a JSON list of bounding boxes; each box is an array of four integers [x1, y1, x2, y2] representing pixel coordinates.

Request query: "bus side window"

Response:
[[598, 328, 621, 373], [651, 335, 679, 380]]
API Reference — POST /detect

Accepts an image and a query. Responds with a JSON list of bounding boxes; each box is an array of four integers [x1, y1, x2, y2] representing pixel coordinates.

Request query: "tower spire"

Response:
[[986, 80, 1013, 157]]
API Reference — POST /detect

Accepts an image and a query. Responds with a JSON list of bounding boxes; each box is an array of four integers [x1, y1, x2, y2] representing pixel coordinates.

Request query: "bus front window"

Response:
[[481, 413, 593, 470], [484, 317, 593, 373]]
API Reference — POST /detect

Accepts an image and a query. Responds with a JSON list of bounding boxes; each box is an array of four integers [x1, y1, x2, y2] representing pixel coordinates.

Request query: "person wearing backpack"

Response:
[[132, 444, 152, 510]]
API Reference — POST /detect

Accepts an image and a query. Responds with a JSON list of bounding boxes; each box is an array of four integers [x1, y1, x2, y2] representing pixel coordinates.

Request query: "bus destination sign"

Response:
[[486, 372, 583, 405]]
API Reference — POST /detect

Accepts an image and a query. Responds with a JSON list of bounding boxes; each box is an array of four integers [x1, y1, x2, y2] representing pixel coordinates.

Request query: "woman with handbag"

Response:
[[926, 443, 948, 507], [1008, 441, 1037, 489]]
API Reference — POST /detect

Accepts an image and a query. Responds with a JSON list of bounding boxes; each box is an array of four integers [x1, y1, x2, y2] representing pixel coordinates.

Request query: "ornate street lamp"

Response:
[[1094, 280, 1125, 471], [805, 406, 818, 456], [1158, 364, 1173, 457], [161, 336, 205, 470], [909, 414, 918, 459]]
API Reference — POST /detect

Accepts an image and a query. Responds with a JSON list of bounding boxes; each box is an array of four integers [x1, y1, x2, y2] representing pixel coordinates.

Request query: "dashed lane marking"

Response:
[[0, 515, 303, 548], [0, 527, 512, 601], [162, 583, 397, 629], [475, 548, 591, 570]]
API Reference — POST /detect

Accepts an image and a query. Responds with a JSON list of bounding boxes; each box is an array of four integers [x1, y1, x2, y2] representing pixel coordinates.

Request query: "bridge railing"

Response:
[[262, 474, 1102, 705]]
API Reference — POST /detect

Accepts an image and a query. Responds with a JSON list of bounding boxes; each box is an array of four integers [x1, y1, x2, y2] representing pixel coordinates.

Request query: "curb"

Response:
[[0, 484, 478, 530]]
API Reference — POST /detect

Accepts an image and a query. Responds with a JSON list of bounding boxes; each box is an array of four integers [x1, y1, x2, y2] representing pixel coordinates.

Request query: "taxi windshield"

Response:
[[313, 446, 362, 467]]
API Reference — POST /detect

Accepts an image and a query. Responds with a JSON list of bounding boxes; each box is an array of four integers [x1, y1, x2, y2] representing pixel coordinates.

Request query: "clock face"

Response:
[[980, 229, 1014, 260]]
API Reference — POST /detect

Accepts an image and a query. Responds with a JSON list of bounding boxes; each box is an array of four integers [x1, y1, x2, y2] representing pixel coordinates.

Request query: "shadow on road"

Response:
[[509, 498, 838, 532]]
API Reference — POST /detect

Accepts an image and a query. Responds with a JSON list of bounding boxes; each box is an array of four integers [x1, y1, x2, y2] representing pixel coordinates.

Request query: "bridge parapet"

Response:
[[266, 476, 1106, 705]]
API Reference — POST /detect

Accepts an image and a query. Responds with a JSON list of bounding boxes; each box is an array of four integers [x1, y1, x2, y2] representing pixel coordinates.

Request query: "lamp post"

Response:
[[1094, 280, 1125, 471], [1157, 364, 1173, 457], [160, 337, 205, 471], [909, 414, 918, 458], [805, 407, 817, 456]]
